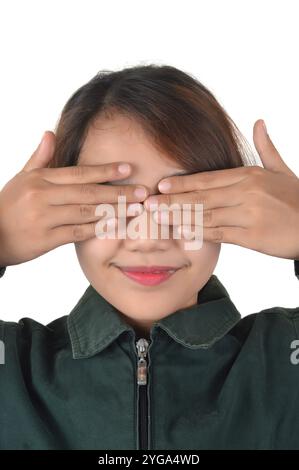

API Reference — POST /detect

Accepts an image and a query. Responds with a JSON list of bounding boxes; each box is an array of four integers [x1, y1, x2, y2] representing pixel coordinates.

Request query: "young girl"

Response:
[[0, 64, 299, 450]]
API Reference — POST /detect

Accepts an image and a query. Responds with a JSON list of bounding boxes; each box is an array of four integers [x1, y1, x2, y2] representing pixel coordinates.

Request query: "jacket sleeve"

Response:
[[294, 260, 299, 280], [0, 267, 6, 278], [262, 306, 299, 449]]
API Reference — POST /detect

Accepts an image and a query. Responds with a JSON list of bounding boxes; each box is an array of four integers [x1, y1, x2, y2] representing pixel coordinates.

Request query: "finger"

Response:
[[157, 166, 250, 194], [46, 181, 148, 205], [177, 224, 251, 246], [46, 202, 144, 228], [22, 131, 56, 172], [202, 226, 251, 247], [35, 161, 133, 184], [152, 205, 247, 228], [144, 184, 242, 212], [49, 218, 119, 246]]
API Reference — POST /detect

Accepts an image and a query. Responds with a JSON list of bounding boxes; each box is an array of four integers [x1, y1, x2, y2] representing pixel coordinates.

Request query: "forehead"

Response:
[[78, 113, 188, 183]]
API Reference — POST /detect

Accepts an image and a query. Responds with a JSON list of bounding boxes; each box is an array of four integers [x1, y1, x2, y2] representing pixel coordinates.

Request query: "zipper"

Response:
[[135, 337, 151, 450]]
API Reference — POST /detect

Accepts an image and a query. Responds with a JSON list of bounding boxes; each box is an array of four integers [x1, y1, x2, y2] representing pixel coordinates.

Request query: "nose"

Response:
[[123, 205, 174, 252]]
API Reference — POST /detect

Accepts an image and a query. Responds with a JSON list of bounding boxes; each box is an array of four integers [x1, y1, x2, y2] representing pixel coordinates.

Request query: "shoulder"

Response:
[[230, 304, 299, 342], [229, 305, 299, 381], [0, 314, 70, 360]]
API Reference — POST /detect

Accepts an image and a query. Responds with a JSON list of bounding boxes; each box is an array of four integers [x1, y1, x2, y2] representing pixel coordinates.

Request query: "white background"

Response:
[[0, 0, 298, 323]]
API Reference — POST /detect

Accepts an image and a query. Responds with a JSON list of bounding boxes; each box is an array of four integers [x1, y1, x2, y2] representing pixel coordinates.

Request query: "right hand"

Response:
[[0, 131, 148, 267]]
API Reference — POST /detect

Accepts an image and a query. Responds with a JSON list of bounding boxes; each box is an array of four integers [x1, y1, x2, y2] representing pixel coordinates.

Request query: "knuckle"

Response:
[[176, 180, 186, 195], [247, 182, 264, 198], [194, 191, 206, 207], [211, 229, 224, 242], [72, 165, 85, 179], [203, 209, 213, 224], [116, 186, 127, 198], [99, 163, 118, 180], [244, 206, 257, 225], [248, 165, 264, 181], [254, 180, 267, 195], [249, 204, 262, 223], [79, 204, 93, 218], [72, 224, 86, 241], [79, 183, 96, 198], [24, 183, 42, 201], [97, 164, 109, 178], [241, 176, 261, 196], [101, 165, 110, 180], [30, 168, 44, 179], [191, 191, 202, 203], [107, 163, 118, 176]]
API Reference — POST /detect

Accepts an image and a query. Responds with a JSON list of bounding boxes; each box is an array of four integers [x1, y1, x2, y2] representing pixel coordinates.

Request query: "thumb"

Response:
[[253, 119, 296, 176], [22, 131, 56, 172]]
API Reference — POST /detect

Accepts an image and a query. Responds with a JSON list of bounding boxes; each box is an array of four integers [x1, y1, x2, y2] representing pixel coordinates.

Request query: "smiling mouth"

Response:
[[114, 265, 184, 286]]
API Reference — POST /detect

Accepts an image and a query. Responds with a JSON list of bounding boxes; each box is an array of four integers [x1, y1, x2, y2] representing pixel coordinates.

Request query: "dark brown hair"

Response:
[[48, 64, 257, 171]]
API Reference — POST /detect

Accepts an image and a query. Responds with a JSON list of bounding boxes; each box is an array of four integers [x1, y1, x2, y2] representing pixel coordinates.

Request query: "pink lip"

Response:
[[117, 265, 179, 272], [115, 265, 181, 286]]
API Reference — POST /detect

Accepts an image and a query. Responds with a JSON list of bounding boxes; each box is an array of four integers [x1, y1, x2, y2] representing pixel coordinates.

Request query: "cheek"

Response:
[[74, 238, 119, 269], [184, 240, 221, 270]]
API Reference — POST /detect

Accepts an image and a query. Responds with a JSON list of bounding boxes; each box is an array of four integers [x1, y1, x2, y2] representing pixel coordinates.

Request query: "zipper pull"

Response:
[[136, 338, 150, 385]]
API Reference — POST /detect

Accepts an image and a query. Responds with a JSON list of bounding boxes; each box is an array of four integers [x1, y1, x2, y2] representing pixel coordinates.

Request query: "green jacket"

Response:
[[1, 265, 299, 450]]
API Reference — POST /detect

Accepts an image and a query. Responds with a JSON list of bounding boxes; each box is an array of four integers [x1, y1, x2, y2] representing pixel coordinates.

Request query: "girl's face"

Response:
[[75, 113, 221, 335]]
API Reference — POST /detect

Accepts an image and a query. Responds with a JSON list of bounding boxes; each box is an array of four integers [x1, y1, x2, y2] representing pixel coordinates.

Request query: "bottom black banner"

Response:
[[0, 449, 298, 466]]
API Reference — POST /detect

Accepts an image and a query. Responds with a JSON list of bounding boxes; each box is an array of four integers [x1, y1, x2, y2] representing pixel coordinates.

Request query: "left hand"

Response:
[[144, 119, 299, 260]]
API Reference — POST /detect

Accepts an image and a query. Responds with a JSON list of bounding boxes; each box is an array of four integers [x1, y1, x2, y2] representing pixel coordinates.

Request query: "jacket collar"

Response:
[[67, 274, 241, 359]]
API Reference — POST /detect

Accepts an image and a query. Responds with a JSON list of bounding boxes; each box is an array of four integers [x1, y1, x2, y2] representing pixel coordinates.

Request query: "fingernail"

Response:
[[158, 180, 171, 192], [118, 163, 130, 174], [127, 203, 144, 216], [134, 187, 147, 199], [262, 120, 268, 135]]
